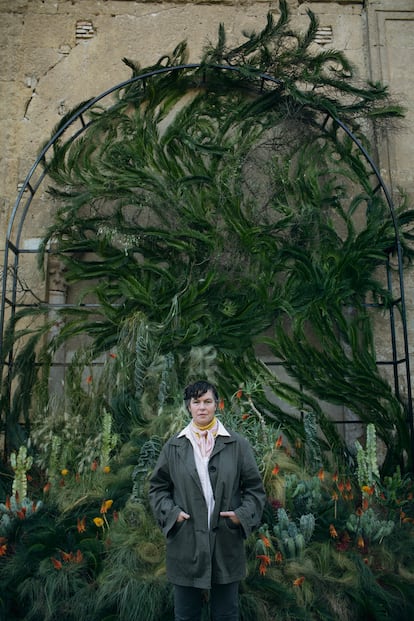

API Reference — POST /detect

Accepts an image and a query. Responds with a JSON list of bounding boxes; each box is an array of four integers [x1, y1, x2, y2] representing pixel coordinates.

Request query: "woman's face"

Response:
[[189, 389, 217, 427]]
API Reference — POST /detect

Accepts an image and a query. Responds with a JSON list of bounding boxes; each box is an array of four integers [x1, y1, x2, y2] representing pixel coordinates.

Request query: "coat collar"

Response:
[[169, 427, 237, 491]]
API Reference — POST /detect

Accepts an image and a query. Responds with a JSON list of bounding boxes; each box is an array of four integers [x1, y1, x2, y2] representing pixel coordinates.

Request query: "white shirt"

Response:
[[178, 420, 230, 528]]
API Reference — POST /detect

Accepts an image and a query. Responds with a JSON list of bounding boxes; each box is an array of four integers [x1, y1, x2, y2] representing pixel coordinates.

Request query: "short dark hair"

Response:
[[184, 380, 219, 411]]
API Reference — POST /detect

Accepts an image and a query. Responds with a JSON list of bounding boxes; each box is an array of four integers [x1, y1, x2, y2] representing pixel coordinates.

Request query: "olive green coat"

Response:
[[149, 429, 266, 589]]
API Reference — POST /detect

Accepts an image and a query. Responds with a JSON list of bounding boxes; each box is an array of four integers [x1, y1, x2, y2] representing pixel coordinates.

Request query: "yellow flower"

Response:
[[100, 499, 113, 514], [93, 517, 104, 527], [103, 466, 111, 474], [61, 469, 69, 476]]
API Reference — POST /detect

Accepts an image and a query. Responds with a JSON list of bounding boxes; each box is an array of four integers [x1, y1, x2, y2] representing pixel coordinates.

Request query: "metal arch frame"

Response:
[[1, 63, 413, 462]]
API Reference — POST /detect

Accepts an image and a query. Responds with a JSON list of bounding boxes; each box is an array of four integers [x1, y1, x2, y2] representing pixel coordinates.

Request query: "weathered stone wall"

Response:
[[0, 0, 413, 439]]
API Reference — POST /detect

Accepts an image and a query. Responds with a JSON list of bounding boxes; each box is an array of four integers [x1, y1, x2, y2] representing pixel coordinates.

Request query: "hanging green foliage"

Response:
[[2, 0, 413, 472]]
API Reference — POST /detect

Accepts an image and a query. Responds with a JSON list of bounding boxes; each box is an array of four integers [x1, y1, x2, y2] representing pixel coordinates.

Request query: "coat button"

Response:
[[209, 465, 216, 472]]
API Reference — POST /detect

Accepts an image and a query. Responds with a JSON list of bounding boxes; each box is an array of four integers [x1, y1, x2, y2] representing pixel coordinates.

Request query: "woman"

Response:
[[149, 380, 266, 621]]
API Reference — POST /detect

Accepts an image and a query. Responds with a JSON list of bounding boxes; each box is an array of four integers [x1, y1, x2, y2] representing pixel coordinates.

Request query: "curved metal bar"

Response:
[[1, 62, 412, 462]]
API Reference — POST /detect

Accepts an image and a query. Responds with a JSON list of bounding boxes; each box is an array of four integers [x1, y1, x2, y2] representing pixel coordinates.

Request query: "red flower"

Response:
[[218, 399, 225, 411], [241, 413, 249, 420], [272, 464, 280, 476], [275, 551, 283, 563], [293, 576, 305, 587], [317, 468, 325, 481], [77, 516, 86, 533], [0, 544, 7, 556], [275, 435, 283, 449], [108, 352, 117, 358], [260, 533, 271, 548], [51, 557, 63, 570], [236, 389, 243, 399], [86, 375, 93, 384], [329, 524, 338, 539], [256, 554, 271, 576]]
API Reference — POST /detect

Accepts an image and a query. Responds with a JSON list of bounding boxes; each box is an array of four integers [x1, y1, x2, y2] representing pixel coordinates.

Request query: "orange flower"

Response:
[[345, 479, 352, 492], [356, 506, 363, 517], [275, 435, 283, 449], [61, 551, 73, 562], [257, 554, 271, 576], [77, 516, 86, 533], [329, 524, 338, 539], [337, 480, 345, 493], [357, 535, 365, 549], [332, 471, 338, 482], [241, 414, 249, 420], [86, 375, 93, 384], [260, 533, 271, 548], [51, 557, 63, 570], [100, 499, 113, 514], [218, 398, 225, 411], [362, 497, 369, 511], [402, 516, 414, 524], [331, 491, 338, 501], [272, 464, 280, 476], [0, 544, 7, 556], [91, 460, 98, 471], [317, 468, 325, 481], [236, 389, 243, 399], [293, 576, 305, 587], [361, 485, 374, 495], [5, 496, 11, 511], [275, 551, 283, 563], [75, 549, 83, 563], [43, 482, 51, 493], [108, 352, 117, 358]]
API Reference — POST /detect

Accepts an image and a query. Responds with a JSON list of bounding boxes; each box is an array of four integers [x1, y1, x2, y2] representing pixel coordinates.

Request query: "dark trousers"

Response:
[[173, 582, 239, 621]]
